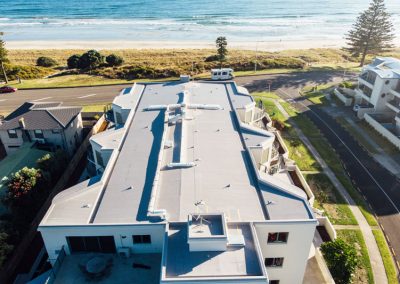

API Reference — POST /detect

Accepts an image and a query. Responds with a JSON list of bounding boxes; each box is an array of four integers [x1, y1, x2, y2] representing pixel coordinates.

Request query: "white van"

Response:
[[211, 68, 234, 80]]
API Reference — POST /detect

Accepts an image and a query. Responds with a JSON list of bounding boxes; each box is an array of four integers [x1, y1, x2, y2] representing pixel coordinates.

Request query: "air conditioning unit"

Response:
[[117, 247, 131, 258]]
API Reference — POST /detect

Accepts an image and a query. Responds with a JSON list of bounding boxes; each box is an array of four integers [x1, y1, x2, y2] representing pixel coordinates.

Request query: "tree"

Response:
[[106, 54, 124, 66], [78, 50, 104, 70], [345, 0, 395, 66], [36, 56, 57, 67], [0, 32, 8, 83], [7, 167, 41, 199], [321, 239, 359, 284], [216, 36, 228, 67], [67, 54, 81, 69]]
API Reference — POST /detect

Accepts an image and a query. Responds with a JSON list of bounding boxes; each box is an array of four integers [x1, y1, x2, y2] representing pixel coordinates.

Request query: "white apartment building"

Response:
[[354, 57, 400, 149], [38, 81, 320, 284]]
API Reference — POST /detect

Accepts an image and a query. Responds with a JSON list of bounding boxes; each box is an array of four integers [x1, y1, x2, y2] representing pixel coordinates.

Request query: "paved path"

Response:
[[274, 98, 388, 284]]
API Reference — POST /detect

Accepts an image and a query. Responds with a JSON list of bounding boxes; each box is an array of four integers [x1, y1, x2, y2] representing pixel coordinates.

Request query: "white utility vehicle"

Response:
[[211, 68, 234, 80]]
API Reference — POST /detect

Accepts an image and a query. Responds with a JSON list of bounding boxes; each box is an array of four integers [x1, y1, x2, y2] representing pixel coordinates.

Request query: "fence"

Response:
[[0, 115, 107, 283]]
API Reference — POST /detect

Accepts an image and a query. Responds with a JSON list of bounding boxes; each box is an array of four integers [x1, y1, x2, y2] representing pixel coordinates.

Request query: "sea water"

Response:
[[0, 0, 399, 42]]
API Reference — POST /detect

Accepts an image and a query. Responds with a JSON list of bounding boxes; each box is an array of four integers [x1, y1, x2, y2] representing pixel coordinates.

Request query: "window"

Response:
[[52, 129, 60, 134], [265, 257, 284, 267], [133, 235, 151, 244], [270, 281, 280, 284], [8, 145, 20, 149], [34, 129, 44, 139], [67, 236, 116, 253], [7, 129, 18, 139], [116, 112, 123, 125], [268, 232, 288, 243], [95, 150, 104, 167], [222, 72, 227, 76]]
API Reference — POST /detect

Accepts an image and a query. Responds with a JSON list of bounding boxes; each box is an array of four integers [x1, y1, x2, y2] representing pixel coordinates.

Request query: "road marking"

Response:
[[78, 94, 97, 99], [32, 97, 52, 102], [278, 88, 400, 214]]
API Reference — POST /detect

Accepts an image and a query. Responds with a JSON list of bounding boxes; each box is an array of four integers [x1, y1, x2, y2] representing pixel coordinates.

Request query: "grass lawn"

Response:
[[290, 113, 378, 226], [305, 173, 357, 225], [8, 74, 181, 89], [251, 92, 281, 100], [82, 104, 107, 113], [358, 120, 399, 155], [372, 229, 398, 284], [337, 229, 374, 284]]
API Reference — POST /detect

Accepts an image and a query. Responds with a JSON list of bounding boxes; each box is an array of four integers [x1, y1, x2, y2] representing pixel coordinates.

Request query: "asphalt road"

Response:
[[0, 84, 131, 114], [0, 71, 352, 115]]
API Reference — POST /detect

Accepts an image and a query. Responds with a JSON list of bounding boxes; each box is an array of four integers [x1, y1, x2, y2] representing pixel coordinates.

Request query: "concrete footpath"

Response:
[[274, 99, 388, 284]]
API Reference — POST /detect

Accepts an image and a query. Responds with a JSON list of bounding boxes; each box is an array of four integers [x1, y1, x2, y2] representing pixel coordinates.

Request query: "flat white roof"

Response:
[[40, 81, 313, 227]]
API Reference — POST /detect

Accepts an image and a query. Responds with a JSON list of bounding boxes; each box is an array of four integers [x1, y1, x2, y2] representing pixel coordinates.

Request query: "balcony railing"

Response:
[[387, 98, 400, 112]]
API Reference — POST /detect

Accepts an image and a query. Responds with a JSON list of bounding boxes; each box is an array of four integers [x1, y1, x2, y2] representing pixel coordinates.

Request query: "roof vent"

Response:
[[82, 204, 91, 208]]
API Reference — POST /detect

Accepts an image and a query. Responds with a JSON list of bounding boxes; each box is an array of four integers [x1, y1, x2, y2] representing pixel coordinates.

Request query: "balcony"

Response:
[[387, 97, 400, 113], [359, 72, 376, 87], [390, 84, 400, 98]]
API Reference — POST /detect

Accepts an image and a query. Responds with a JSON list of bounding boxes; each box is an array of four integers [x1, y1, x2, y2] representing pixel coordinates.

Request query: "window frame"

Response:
[[267, 232, 288, 244], [264, 257, 284, 267], [34, 129, 44, 139], [270, 280, 280, 284], [132, 234, 151, 244], [7, 129, 18, 139]]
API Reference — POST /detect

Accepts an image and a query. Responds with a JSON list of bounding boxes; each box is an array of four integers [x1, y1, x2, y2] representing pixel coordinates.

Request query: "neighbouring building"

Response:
[[0, 102, 83, 157], [39, 81, 323, 284], [354, 57, 400, 149]]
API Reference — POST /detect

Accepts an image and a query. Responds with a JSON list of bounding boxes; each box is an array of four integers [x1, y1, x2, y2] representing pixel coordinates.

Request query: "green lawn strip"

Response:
[[251, 92, 281, 100], [82, 104, 107, 113], [281, 136, 321, 172], [335, 117, 377, 154], [9, 74, 178, 89], [305, 173, 357, 225], [253, 97, 321, 171], [290, 114, 378, 226], [358, 120, 399, 155], [337, 229, 374, 284], [372, 229, 398, 284]]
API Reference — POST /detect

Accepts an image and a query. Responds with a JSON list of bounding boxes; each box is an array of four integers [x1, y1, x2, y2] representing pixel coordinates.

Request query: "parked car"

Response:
[[0, 86, 17, 93]]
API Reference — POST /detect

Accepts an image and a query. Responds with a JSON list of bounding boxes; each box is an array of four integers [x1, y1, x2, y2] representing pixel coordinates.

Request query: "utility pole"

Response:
[[254, 41, 258, 73]]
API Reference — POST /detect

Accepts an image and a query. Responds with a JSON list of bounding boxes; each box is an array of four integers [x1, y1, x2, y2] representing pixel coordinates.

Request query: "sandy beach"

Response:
[[6, 39, 350, 51]]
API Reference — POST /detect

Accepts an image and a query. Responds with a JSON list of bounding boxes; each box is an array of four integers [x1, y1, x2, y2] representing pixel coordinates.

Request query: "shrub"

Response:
[[36, 56, 57, 67], [106, 54, 124, 66], [78, 50, 104, 70], [204, 54, 220, 62], [67, 54, 81, 69], [7, 167, 41, 199], [0, 64, 52, 81], [339, 81, 356, 90], [321, 239, 358, 284]]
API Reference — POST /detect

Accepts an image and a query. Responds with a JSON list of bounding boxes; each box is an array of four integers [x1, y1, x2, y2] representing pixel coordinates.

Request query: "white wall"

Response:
[[254, 221, 317, 284], [369, 77, 398, 112], [39, 223, 166, 264], [0, 129, 24, 155]]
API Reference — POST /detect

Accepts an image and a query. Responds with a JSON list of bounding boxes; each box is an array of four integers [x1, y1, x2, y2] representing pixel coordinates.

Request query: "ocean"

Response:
[[1, 0, 400, 43]]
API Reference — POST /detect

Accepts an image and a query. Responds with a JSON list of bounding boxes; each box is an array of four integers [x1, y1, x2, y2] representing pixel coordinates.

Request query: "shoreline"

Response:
[[6, 39, 349, 51]]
